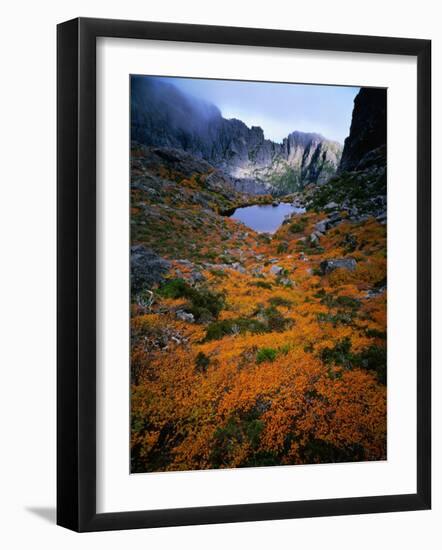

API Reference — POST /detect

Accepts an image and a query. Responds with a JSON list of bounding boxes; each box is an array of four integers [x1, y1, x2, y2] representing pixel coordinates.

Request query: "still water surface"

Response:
[[230, 203, 306, 233]]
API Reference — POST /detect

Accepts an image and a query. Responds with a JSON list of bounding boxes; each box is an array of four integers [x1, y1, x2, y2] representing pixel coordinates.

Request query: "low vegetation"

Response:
[[130, 143, 387, 472]]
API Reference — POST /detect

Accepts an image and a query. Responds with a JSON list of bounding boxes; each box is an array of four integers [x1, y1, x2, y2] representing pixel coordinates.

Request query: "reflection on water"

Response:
[[230, 203, 306, 233]]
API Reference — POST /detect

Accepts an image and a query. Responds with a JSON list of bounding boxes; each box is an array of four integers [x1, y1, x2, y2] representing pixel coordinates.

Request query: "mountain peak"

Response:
[[131, 77, 343, 193]]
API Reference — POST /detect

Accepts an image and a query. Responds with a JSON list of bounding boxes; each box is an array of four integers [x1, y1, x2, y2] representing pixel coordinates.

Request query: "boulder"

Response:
[[189, 271, 205, 283], [176, 310, 195, 323], [324, 201, 339, 210], [270, 265, 283, 276], [131, 245, 171, 293], [310, 233, 319, 245], [314, 219, 329, 234], [231, 262, 246, 274], [319, 258, 357, 275], [328, 211, 342, 222]]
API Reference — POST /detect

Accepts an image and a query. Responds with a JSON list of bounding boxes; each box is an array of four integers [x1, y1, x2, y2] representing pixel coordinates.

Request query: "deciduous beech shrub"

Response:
[[130, 145, 387, 472]]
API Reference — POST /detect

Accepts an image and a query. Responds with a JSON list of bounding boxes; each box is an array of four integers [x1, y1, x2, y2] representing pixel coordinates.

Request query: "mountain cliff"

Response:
[[307, 87, 387, 222], [339, 88, 387, 173], [131, 76, 342, 195]]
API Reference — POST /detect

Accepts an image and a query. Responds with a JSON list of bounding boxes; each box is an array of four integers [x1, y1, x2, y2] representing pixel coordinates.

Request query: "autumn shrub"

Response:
[[130, 151, 387, 471], [256, 347, 277, 363]]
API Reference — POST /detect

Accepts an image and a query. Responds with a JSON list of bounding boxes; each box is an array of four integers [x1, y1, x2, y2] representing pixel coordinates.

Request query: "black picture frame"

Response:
[[57, 17, 431, 532]]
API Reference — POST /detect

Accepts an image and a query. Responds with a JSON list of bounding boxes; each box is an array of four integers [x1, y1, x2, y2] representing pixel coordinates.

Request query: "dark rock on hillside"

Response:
[[131, 76, 342, 194], [339, 88, 387, 173], [320, 258, 357, 275], [131, 245, 171, 293]]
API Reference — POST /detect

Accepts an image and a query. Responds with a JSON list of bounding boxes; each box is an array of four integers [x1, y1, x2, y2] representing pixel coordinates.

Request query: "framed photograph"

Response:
[[57, 17, 431, 531]]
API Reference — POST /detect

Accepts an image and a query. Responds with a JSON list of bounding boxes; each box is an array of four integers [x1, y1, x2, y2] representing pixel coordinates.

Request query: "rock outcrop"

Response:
[[131, 76, 342, 194], [131, 245, 171, 293], [320, 258, 357, 275], [339, 88, 387, 173]]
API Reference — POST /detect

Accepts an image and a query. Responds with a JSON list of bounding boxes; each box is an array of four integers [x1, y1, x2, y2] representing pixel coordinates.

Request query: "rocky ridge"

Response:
[[131, 76, 342, 195]]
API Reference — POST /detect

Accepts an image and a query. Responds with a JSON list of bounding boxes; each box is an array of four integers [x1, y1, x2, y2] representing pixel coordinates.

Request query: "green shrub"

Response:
[[210, 269, 228, 278], [315, 292, 361, 325], [195, 351, 210, 373], [187, 288, 225, 319], [256, 347, 277, 363], [157, 278, 191, 299], [204, 318, 267, 341], [277, 241, 289, 254], [158, 278, 225, 322], [251, 280, 273, 290], [320, 337, 386, 384], [353, 344, 387, 385], [365, 328, 387, 339], [289, 218, 307, 234], [316, 311, 355, 326], [268, 296, 292, 308], [320, 337, 353, 368], [210, 412, 265, 468], [300, 439, 366, 464], [263, 306, 290, 332], [340, 233, 358, 253]]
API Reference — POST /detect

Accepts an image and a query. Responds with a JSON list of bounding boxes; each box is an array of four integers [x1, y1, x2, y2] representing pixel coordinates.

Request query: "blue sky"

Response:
[[159, 76, 359, 144]]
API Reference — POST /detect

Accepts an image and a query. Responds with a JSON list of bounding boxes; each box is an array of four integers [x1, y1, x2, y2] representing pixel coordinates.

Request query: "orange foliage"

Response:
[[130, 154, 387, 472]]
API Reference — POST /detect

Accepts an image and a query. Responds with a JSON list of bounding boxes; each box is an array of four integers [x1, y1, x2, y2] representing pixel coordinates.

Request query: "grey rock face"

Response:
[[131, 245, 171, 293], [314, 219, 330, 234], [310, 233, 320, 245], [339, 88, 387, 173], [270, 265, 284, 276], [319, 258, 357, 275], [231, 177, 270, 195]]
